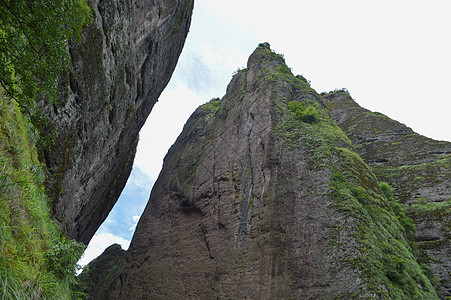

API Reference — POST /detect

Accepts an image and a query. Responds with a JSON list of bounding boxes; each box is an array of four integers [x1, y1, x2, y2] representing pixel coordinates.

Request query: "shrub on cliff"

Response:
[[288, 101, 320, 124]]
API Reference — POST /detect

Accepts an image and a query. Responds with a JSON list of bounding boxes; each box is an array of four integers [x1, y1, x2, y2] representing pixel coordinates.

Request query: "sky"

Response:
[[78, 0, 451, 267]]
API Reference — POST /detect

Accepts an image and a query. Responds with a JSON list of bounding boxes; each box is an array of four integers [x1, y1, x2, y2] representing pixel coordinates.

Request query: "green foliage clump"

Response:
[[275, 101, 351, 154], [382, 250, 409, 286], [287, 101, 319, 124], [258, 42, 271, 49], [45, 237, 85, 282], [321, 88, 351, 97], [300, 106, 320, 124], [200, 97, 221, 121], [287, 101, 305, 116], [0, 0, 92, 114], [0, 94, 85, 299], [295, 74, 311, 86]]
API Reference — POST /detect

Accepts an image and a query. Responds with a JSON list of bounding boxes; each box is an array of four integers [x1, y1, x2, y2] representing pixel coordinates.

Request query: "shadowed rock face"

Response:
[[78, 244, 126, 299], [40, 0, 193, 244], [324, 92, 451, 298], [96, 45, 438, 299]]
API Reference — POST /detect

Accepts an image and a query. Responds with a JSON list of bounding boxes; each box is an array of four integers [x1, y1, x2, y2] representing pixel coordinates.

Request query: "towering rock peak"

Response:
[[247, 42, 288, 70], [88, 45, 439, 299], [325, 91, 451, 298], [41, 0, 193, 244]]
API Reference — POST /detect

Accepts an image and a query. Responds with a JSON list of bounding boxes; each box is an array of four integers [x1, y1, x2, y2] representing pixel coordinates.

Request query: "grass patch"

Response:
[[0, 94, 85, 299]]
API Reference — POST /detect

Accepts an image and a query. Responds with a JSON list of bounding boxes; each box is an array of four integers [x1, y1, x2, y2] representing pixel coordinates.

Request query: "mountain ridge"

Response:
[[324, 90, 451, 297], [81, 43, 446, 299]]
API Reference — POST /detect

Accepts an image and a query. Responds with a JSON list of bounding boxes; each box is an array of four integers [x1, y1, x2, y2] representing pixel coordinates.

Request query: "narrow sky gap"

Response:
[[78, 167, 153, 267]]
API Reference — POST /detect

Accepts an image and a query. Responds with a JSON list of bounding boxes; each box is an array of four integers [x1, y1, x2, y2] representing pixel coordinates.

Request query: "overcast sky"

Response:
[[79, 0, 451, 267]]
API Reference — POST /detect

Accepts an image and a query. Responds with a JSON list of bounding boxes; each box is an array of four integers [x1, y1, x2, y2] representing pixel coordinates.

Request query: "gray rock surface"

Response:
[[78, 244, 126, 299], [323, 91, 451, 167], [324, 91, 451, 298], [41, 0, 193, 244], [105, 44, 437, 299]]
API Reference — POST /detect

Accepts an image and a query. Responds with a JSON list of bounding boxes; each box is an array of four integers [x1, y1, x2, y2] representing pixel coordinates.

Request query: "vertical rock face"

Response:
[[41, 0, 193, 244], [324, 92, 451, 298], [108, 45, 438, 299]]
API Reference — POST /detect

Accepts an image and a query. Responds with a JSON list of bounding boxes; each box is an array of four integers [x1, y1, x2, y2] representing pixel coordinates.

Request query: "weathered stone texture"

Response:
[[78, 244, 126, 299], [119, 46, 362, 299], [108, 45, 437, 299], [41, 0, 193, 244], [324, 92, 451, 167], [324, 91, 451, 298]]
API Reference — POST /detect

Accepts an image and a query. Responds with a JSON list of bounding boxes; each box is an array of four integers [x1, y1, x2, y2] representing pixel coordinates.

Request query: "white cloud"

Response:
[[78, 233, 130, 270], [126, 169, 153, 193], [196, 0, 451, 142], [135, 83, 206, 180], [129, 215, 140, 231]]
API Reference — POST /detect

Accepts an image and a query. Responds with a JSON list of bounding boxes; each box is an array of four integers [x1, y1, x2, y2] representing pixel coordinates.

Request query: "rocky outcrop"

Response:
[[78, 244, 126, 299], [324, 91, 451, 298], [97, 44, 438, 299], [40, 0, 193, 244], [323, 91, 451, 167]]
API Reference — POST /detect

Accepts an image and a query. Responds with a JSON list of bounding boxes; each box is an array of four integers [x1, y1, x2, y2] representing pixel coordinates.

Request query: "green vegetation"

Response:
[[405, 199, 450, 220], [275, 98, 351, 155], [200, 97, 221, 121], [0, 0, 92, 122], [321, 88, 351, 97], [380, 182, 416, 242], [200, 97, 221, 113], [406, 199, 449, 293], [267, 57, 438, 296], [0, 2, 91, 297], [287, 101, 320, 124], [258, 42, 285, 64], [232, 67, 248, 77], [329, 150, 437, 299], [0, 94, 85, 299], [371, 165, 401, 181]]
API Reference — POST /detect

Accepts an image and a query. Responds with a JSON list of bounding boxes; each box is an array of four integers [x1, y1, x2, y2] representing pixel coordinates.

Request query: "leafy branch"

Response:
[[0, 0, 92, 114]]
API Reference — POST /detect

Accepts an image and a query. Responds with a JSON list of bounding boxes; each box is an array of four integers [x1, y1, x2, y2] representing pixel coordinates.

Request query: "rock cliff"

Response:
[[85, 44, 442, 299], [40, 0, 193, 244], [78, 244, 127, 299], [324, 91, 451, 298]]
